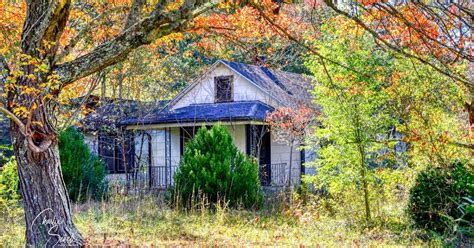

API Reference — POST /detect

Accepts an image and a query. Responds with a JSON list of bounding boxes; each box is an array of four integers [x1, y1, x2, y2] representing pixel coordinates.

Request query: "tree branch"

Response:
[[0, 106, 26, 136], [55, 6, 129, 63], [322, 0, 473, 90], [54, 0, 215, 86], [124, 0, 146, 30], [22, 0, 71, 59]]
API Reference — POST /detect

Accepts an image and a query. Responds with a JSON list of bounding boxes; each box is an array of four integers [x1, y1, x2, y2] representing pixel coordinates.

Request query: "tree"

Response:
[[320, 0, 472, 88], [0, 1, 303, 245], [306, 15, 470, 225], [265, 106, 316, 186], [306, 18, 397, 224], [173, 124, 262, 208], [0, 1, 236, 246], [249, 1, 472, 139]]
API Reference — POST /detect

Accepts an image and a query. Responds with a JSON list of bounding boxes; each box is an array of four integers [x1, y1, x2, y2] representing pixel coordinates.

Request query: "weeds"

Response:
[[0, 191, 441, 246]]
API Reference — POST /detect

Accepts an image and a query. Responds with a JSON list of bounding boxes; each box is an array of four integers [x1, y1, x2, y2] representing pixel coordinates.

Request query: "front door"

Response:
[[258, 129, 271, 186], [246, 125, 271, 186]]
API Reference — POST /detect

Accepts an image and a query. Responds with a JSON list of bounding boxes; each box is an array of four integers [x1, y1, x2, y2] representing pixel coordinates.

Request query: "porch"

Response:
[[117, 101, 303, 190], [127, 162, 290, 190]]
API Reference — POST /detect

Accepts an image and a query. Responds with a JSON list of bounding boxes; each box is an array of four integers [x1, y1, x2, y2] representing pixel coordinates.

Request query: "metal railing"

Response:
[[129, 165, 178, 189], [129, 163, 288, 189], [259, 163, 288, 187]]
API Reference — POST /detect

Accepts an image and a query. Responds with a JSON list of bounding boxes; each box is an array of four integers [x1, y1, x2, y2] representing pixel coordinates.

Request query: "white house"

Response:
[[87, 60, 316, 189]]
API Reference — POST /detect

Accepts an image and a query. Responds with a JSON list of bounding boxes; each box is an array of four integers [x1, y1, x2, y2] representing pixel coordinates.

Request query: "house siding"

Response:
[[270, 134, 301, 185], [223, 124, 246, 153], [84, 134, 98, 155]]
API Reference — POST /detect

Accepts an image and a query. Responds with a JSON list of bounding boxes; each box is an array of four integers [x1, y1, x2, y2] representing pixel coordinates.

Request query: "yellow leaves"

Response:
[[152, 32, 184, 51], [165, 0, 184, 12], [12, 105, 28, 119], [20, 86, 38, 96]]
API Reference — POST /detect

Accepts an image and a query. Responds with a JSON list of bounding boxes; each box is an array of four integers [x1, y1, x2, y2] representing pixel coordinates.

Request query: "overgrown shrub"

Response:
[[407, 160, 473, 239], [59, 127, 108, 202], [0, 158, 22, 223], [0, 158, 20, 201], [172, 124, 262, 208]]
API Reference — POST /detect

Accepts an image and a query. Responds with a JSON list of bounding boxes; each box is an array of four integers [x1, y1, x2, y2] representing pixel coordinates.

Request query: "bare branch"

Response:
[[0, 106, 26, 136]]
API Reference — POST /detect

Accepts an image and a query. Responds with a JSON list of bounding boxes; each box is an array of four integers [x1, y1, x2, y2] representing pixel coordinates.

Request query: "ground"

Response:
[[0, 193, 442, 246]]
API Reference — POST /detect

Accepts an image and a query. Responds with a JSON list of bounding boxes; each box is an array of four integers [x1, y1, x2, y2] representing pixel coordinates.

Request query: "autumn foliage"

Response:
[[265, 106, 316, 143]]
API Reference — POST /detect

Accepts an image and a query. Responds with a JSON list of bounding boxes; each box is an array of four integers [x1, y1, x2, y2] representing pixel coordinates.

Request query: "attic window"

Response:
[[214, 75, 233, 103]]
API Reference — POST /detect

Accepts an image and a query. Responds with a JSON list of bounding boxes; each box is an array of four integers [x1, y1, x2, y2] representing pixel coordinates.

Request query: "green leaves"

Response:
[[173, 124, 262, 209], [58, 127, 108, 202]]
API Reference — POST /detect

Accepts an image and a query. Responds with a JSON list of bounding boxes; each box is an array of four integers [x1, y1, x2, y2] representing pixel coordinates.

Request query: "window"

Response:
[[214, 75, 233, 103], [98, 135, 115, 172], [98, 133, 135, 174]]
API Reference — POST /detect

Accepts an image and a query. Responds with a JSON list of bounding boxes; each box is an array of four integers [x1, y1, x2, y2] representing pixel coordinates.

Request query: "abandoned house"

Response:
[[83, 60, 317, 189], [1, 60, 318, 188]]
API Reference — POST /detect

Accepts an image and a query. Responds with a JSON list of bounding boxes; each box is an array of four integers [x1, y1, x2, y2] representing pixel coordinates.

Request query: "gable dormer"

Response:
[[168, 60, 312, 110]]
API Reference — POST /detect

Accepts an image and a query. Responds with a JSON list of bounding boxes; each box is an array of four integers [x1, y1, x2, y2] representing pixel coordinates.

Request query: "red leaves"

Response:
[[265, 106, 317, 144]]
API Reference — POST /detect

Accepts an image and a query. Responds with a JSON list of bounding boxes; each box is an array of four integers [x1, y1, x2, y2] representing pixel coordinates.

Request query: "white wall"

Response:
[[223, 124, 246, 153], [270, 134, 301, 186], [171, 64, 279, 109], [148, 125, 245, 167]]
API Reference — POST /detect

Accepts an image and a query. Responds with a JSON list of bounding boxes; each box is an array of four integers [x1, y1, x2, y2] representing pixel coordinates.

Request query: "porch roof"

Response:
[[120, 100, 274, 126]]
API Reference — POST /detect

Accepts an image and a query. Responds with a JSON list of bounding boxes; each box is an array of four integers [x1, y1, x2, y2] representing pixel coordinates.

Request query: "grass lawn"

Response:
[[0, 194, 440, 246]]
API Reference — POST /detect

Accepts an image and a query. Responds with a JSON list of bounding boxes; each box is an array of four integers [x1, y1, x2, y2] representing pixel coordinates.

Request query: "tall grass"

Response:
[[0, 191, 442, 246]]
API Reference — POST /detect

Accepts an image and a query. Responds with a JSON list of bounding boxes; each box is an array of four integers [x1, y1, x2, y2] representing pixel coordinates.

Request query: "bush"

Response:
[[407, 160, 473, 238], [0, 158, 22, 223], [172, 124, 262, 208], [59, 127, 108, 202], [0, 158, 20, 201]]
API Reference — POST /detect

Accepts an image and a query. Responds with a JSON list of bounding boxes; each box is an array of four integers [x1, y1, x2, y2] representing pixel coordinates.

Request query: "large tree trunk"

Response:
[[0, 1, 213, 246], [11, 126, 83, 247]]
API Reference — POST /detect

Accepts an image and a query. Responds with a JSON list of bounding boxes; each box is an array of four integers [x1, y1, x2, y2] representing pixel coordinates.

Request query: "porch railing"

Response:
[[129, 163, 288, 190], [129, 165, 178, 189], [259, 163, 288, 187]]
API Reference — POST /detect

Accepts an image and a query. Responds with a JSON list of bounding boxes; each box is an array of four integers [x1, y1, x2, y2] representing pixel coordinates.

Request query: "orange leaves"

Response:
[[150, 33, 184, 52], [191, 2, 310, 58], [265, 106, 317, 143], [0, 1, 25, 57], [357, 0, 389, 6], [358, 1, 469, 65]]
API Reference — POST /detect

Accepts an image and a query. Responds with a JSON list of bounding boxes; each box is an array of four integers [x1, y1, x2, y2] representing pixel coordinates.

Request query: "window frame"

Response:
[[214, 75, 234, 103], [98, 132, 135, 174]]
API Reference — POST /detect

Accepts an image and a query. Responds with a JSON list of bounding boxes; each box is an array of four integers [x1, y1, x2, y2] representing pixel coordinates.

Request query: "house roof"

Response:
[[168, 60, 314, 109], [120, 101, 274, 126], [80, 98, 168, 132]]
